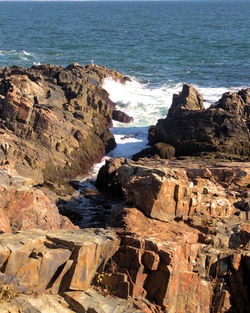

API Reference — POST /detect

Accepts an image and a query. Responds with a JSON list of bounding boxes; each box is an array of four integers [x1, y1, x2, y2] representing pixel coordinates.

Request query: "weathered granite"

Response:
[[0, 294, 73, 313], [0, 290, 146, 313], [64, 289, 144, 313]]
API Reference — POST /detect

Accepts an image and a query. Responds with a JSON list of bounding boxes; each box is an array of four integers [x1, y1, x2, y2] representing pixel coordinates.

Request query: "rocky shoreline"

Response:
[[0, 64, 249, 313]]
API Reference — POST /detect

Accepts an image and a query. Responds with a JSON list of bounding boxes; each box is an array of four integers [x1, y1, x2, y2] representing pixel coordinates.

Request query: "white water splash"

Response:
[[104, 77, 247, 118], [103, 77, 183, 126], [84, 77, 247, 180]]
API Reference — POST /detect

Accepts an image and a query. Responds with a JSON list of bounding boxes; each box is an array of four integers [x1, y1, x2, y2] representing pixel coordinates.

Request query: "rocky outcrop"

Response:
[[147, 84, 250, 159], [0, 63, 131, 233], [0, 159, 76, 233], [0, 65, 249, 313], [108, 207, 250, 313], [0, 187, 76, 233], [0, 63, 129, 186], [96, 157, 249, 222], [95, 157, 250, 312], [0, 228, 150, 313], [0, 229, 120, 294]]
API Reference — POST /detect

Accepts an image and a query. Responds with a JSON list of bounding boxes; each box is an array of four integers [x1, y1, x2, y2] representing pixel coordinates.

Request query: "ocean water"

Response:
[[0, 0, 249, 161]]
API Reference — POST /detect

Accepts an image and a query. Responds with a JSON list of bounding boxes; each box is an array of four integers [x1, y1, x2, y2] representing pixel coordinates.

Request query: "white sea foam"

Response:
[[104, 77, 246, 120], [0, 49, 39, 62], [22, 50, 33, 56], [198, 86, 248, 108], [84, 78, 246, 180], [103, 77, 182, 127]]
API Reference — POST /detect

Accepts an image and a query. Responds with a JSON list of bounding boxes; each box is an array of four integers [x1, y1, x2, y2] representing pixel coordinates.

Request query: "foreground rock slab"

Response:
[[0, 294, 73, 313], [0, 290, 145, 313], [0, 229, 120, 294]]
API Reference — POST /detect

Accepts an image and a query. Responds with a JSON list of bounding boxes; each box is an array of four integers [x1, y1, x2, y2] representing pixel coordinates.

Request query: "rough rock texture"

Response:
[[0, 291, 144, 313], [109, 208, 250, 313], [0, 63, 128, 186], [0, 186, 76, 233], [148, 84, 250, 159], [96, 158, 249, 222], [96, 157, 250, 313], [0, 159, 76, 232], [0, 63, 131, 233], [0, 294, 74, 313], [0, 228, 120, 294], [64, 289, 143, 313]]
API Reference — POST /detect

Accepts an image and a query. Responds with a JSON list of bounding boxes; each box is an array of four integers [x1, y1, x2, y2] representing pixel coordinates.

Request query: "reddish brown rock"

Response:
[[107, 206, 250, 313], [96, 157, 249, 222], [0, 186, 76, 233], [96, 156, 250, 312], [0, 229, 120, 294]]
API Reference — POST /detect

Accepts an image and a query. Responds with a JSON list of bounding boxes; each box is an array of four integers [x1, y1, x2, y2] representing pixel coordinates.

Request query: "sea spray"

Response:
[[103, 77, 182, 126]]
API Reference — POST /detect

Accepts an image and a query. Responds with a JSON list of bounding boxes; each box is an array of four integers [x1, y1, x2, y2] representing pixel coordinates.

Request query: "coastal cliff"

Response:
[[0, 65, 249, 313]]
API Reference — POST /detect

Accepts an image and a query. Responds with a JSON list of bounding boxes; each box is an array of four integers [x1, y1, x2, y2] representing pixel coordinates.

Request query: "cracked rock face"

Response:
[[96, 157, 250, 313], [0, 229, 120, 294], [96, 158, 249, 222], [0, 63, 127, 186]]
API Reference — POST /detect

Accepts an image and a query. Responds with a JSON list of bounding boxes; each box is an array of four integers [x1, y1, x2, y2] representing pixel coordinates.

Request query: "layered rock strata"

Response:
[[140, 85, 250, 160], [0, 228, 120, 294], [96, 157, 250, 313], [0, 63, 130, 233], [0, 65, 249, 313], [0, 63, 129, 186]]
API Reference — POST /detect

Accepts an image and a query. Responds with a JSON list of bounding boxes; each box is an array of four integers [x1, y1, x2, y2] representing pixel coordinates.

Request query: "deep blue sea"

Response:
[[0, 0, 249, 159]]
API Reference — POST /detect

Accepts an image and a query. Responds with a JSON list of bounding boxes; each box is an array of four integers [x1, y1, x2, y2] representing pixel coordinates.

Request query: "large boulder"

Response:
[[167, 84, 204, 118], [148, 85, 250, 159], [0, 63, 129, 185]]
